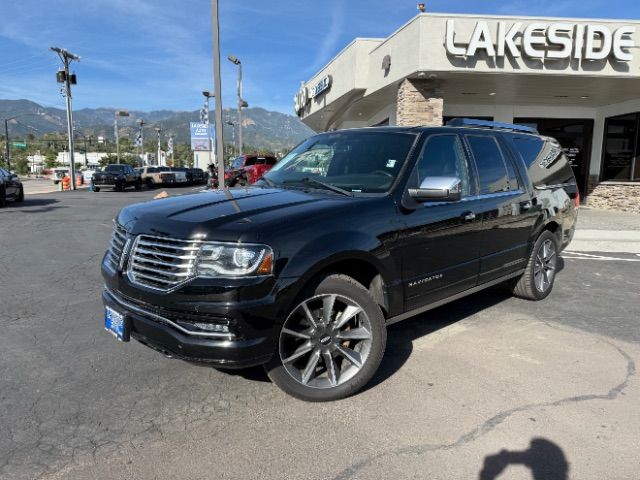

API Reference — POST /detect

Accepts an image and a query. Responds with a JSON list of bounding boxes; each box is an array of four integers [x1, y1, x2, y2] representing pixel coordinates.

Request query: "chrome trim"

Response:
[[104, 288, 234, 339], [127, 234, 202, 293], [534, 183, 573, 190], [386, 269, 525, 325]]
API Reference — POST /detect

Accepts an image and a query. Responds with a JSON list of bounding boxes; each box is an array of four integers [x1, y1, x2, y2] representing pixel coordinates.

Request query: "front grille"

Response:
[[128, 235, 200, 290], [107, 222, 128, 270]]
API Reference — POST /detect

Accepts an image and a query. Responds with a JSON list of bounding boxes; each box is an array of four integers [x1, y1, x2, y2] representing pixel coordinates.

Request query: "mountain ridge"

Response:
[[0, 99, 314, 151]]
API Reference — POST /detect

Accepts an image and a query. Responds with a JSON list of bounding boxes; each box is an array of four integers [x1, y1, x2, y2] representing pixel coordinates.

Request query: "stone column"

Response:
[[396, 78, 443, 127]]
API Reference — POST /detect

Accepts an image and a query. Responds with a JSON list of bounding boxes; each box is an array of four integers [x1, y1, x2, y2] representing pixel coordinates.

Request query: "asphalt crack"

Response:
[[332, 341, 635, 480]]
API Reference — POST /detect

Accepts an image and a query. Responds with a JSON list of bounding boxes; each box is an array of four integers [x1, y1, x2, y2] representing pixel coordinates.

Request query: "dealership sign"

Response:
[[190, 122, 212, 151], [294, 75, 333, 116], [445, 20, 635, 61]]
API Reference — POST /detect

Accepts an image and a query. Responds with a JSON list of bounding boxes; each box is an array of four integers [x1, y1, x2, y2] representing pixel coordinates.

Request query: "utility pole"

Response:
[[155, 127, 161, 166], [51, 47, 79, 190], [212, 0, 225, 188], [226, 120, 236, 159]]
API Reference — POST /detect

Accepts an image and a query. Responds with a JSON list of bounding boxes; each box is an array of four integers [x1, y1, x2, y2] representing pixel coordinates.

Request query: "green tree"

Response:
[[15, 158, 30, 175]]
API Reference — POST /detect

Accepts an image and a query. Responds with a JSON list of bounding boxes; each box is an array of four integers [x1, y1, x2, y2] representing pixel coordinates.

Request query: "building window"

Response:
[[602, 113, 640, 182]]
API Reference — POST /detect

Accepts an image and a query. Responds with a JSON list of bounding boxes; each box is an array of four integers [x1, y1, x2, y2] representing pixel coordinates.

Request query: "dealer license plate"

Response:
[[104, 306, 129, 342]]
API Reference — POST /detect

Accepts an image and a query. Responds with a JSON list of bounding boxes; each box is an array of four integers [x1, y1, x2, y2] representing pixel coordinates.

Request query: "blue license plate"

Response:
[[105, 306, 128, 341]]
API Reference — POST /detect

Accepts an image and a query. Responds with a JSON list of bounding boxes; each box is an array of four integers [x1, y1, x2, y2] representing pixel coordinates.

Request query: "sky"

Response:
[[1, 0, 639, 115]]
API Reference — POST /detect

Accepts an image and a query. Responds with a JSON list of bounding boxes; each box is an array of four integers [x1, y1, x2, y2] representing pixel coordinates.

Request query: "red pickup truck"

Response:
[[229, 154, 277, 184]]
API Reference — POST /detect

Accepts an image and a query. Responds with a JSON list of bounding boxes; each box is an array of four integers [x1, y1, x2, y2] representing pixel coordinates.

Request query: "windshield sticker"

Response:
[[386, 159, 397, 168]]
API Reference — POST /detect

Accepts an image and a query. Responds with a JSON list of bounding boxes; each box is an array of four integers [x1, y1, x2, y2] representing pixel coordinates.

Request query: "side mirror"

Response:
[[408, 176, 462, 202]]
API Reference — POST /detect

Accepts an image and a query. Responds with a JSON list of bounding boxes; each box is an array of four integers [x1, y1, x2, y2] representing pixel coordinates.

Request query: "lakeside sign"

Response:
[[445, 20, 635, 61]]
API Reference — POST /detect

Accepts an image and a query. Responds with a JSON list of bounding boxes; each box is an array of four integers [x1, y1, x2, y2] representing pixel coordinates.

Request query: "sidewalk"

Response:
[[571, 208, 640, 253], [22, 178, 88, 195]]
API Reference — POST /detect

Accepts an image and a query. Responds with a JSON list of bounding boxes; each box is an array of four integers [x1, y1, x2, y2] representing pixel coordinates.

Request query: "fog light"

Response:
[[191, 322, 230, 333]]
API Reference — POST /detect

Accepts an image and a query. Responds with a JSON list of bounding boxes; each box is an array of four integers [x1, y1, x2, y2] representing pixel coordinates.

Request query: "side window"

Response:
[[466, 135, 509, 194], [266, 157, 277, 166], [415, 134, 470, 197], [244, 157, 257, 167]]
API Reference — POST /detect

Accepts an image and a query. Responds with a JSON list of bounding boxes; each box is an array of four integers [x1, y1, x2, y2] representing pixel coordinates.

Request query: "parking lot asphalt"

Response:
[[1, 190, 639, 480]]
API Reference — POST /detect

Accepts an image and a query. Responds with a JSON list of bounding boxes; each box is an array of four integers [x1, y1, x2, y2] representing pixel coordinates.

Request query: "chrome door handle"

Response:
[[462, 211, 476, 221]]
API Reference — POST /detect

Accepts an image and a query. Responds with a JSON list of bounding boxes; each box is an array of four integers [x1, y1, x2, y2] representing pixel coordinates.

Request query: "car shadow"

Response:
[[479, 437, 569, 479], [210, 259, 566, 390], [2, 197, 67, 213]]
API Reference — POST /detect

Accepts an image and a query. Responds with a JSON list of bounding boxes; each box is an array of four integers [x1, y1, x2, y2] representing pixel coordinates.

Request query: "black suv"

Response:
[[101, 120, 578, 401], [93, 164, 142, 192], [0, 167, 24, 207]]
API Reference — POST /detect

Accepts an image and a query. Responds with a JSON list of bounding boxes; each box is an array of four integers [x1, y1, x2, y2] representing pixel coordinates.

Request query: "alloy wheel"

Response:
[[279, 294, 373, 389], [534, 239, 556, 293]]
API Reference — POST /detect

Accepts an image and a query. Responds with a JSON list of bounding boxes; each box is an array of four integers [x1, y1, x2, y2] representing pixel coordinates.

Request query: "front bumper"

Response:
[[102, 287, 278, 368]]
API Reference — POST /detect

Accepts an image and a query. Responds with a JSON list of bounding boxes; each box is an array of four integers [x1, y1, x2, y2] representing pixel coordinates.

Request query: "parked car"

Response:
[[138, 166, 176, 188], [51, 168, 69, 184], [188, 168, 206, 185], [0, 167, 24, 207], [169, 167, 189, 184], [228, 154, 278, 185], [101, 120, 578, 401], [81, 168, 101, 185], [92, 164, 141, 192]]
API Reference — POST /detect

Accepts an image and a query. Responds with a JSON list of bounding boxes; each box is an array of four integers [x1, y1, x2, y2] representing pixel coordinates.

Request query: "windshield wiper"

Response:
[[258, 176, 277, 187], [284, 177, 352, 196]]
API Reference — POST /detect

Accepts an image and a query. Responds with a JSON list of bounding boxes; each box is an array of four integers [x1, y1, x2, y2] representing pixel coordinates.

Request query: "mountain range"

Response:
[[0, 99, 315, 151]]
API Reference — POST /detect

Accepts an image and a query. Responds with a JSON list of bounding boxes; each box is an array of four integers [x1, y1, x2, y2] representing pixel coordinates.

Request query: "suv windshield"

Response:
[[263, 130, 417, 193], [105, 165, 125, 172]]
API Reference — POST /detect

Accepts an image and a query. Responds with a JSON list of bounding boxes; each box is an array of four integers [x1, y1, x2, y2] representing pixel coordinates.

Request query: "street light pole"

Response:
[[51, 46, 80, 190], [137, 119, 145, 166], [211, 0, 225, 189], [114, 110, 130, 164], [155, 127, 161, 166], [226, 120, 235, 158], [3, 119, 9, 170], [227, 55, 244, 156], [202, 91, 215, 170]]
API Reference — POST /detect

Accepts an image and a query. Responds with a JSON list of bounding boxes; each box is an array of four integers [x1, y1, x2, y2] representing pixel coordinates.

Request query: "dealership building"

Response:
[[295, 13, 640, 211]]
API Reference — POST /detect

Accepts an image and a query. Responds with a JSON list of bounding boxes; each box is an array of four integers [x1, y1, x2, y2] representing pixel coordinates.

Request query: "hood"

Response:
[[117, 186, 353, 242]]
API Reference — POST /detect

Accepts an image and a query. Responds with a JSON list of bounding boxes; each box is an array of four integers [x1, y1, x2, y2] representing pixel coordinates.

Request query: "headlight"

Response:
[[197, 242, 273, 277]]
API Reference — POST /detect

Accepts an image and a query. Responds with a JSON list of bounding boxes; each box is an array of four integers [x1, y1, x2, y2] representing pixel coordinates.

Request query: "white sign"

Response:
[[445, 20, 635, 61], [294, 85, 309, 115]]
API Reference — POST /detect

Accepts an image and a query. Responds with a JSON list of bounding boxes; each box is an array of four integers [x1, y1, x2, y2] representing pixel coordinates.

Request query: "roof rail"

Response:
[[446, 118, 538, 134]]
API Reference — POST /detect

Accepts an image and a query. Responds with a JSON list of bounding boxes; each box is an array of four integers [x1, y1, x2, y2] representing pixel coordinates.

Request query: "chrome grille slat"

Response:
[[128, 234, 200, 291], [136, 239, 199, 251], [108, 222, 128, 270], [131, 262, 192, 278], [133, 247, 198, 260], [131, 256, 192, 269]]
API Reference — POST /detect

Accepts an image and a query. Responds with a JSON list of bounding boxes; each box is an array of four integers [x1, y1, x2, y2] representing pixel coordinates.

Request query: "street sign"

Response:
[[12, 142, 27, 148]]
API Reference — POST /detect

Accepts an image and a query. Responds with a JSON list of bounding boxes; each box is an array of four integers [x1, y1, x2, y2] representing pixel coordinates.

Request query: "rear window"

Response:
[[105, 165, 125, 172], [466, 135, 509, 194], [510, 136, 544, 168]]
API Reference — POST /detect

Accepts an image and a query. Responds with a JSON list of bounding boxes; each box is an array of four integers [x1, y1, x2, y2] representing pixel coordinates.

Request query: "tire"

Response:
[[134, 180, 142, 191], [146, 178, 156, 189], [16, 185, 24, 203], [115, 182, 123, 192], [0, 187, 5, 207], [265, 274, 387, 402], [509, 230, 559, 301], [94, 186, 101, 192]]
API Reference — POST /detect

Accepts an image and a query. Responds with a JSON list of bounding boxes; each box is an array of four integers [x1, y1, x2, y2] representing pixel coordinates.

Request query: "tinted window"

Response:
[[466, 135, 509, 194], [245, 157, 257, 166], [105, 165, 125, 172], [415, 134, 470, 196], [265, 131, 417, 193], [511, 135, 544, 168], [266, 157, 277, 166]]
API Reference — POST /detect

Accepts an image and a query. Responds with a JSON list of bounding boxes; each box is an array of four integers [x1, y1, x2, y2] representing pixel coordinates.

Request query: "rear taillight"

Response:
[[575, 191, 580, 209]]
